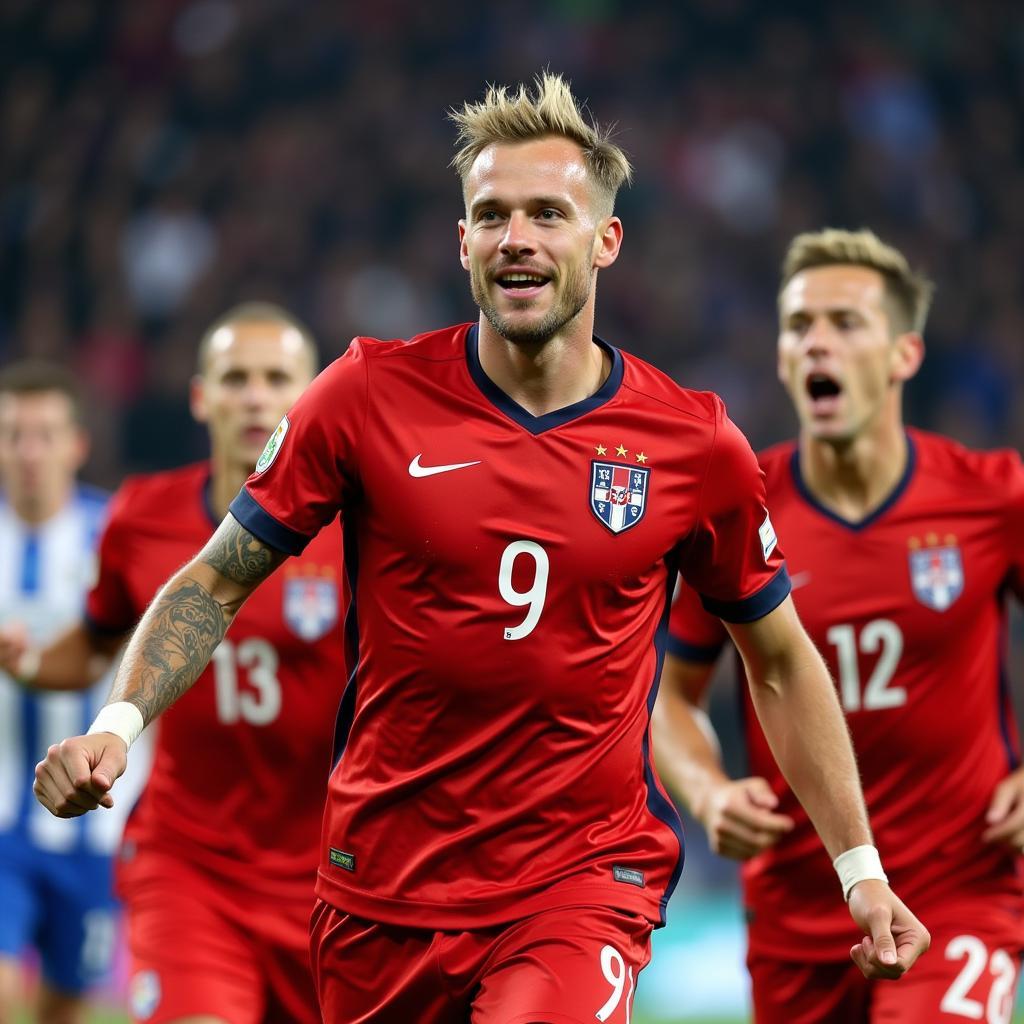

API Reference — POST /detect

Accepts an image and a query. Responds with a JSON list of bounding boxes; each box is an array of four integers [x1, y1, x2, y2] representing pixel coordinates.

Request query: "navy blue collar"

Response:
[[465, 323, 623, 436], [790, 433, 916, 532]]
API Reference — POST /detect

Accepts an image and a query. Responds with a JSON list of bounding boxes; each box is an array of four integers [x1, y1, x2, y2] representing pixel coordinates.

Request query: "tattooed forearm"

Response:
[[104, 517, 286, 726], [200, 516, 285, 586], [110, 579, 229, 723]]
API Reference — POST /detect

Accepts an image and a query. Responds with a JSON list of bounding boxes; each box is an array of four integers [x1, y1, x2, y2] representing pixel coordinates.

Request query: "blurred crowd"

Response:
[[1, 0, 1021, 484]]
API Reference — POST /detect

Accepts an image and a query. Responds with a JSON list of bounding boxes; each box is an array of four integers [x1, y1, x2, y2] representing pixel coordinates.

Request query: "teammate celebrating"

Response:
[[32, 78, 927, 1022], [656, 228, 1023, 1023], [0, 363, 149, 1024], [1, 305, 345, 1024]]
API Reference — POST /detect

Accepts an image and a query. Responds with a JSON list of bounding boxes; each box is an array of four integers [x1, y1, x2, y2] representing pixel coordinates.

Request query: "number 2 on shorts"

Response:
[[940, 935, 1016, 1024], [595, 944, 635, 1023]]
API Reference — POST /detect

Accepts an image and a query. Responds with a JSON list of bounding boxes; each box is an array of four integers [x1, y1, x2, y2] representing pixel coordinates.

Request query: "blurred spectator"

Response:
[[0, 0, 1019, 456]]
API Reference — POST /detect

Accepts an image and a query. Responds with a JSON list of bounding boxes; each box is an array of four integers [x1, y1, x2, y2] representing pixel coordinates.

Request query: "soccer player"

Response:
[[32, 77, 928, 1023], [1, 304, 346, 1024], [0, 362, 150, 1024], [655, 228, 1024, 1023]]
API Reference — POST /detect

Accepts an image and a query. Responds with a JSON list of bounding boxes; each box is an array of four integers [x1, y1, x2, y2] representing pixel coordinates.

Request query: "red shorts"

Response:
[[311, 899, 653, 1024], [748, 912, 1022, 1024], [120, 851, 319, 1024]]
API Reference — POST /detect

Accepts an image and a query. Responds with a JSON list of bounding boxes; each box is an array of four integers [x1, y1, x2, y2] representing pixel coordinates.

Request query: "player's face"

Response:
[[0, 391, 87, 516], [777, 265, 909, 444], [459, 136, 621, 344], [192, 321, 314, 470]]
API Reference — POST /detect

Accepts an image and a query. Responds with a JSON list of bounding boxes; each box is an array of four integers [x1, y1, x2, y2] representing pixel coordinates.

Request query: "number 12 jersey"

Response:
[[669, 431, 1024, 960]]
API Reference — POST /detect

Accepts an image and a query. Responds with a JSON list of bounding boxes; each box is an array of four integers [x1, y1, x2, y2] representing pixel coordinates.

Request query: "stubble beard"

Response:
[[471, 260, 594, 346]]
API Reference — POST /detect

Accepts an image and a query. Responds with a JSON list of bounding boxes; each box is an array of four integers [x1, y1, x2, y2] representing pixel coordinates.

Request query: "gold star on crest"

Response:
[[595, 444, 607, 455], [615, 444, 628, 457], [636, 452, 648, 464]]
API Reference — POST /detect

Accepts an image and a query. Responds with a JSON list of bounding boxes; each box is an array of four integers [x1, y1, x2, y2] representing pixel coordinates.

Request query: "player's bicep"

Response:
[[722, 595, 822, 692], [195, 513, 289, 607]]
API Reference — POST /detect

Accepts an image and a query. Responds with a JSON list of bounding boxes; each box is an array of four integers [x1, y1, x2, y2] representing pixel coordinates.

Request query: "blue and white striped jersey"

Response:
[[0, 485, 150, 856]]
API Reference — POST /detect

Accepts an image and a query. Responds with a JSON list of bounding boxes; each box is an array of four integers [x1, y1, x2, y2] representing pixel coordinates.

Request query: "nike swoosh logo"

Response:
[[408, 454, 481, 478]]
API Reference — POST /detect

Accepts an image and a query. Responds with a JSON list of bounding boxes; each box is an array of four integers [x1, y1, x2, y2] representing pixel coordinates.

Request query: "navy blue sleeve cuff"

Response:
[[699, 565, 791, 624], [228, 489, 312, 556], [659, 630, 724, 663], [666, 636, 724, 663]]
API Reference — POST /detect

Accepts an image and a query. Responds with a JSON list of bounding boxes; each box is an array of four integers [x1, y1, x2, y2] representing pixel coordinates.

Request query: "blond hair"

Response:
[[197, 302, 318, 375], [449, 71, 633, 215], [780, 228, 935, 335]]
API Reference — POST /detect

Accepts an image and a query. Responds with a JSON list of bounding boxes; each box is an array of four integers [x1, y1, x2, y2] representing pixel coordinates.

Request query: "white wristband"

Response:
[[13, 648, 40, 684], [834, 844, 888, 901], [87, 702, 145, 752]]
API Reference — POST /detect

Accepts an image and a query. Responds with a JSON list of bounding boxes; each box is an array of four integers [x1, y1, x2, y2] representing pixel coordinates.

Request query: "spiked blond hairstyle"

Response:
[[449, 72, 633, 216], [780, 228, 935, 335]]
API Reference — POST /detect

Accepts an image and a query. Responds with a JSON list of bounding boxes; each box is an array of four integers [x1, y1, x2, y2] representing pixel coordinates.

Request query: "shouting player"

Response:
[[1, 304, 346, 1024], [656, 228, 1023, 1023], [0, 363, 149, 1024], [32, 77, 927, 1022]]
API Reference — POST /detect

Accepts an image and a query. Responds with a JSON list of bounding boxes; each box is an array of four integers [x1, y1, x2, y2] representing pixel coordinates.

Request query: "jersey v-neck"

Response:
[[789, 433, 917, 531], [464, 323, 624, 436]]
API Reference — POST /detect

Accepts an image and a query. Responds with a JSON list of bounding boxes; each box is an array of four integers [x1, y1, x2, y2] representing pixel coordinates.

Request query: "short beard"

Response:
[[471, 261, 593, 346]]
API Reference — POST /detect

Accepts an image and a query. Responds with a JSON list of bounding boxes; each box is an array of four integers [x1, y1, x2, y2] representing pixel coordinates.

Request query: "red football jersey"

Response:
[[232, 323, 789, 929], [668, 429, 1024, 959], [86, 463, 347, 899]]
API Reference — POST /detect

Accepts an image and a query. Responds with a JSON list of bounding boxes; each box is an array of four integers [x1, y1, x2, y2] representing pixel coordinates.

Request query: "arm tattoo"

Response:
[[110, 519, 285, 723], [200, 518, 284, 585], [112, 579, 228, 722]]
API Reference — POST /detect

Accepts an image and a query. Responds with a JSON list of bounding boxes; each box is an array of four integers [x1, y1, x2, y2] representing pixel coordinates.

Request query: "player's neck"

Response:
[[208, 458, 251, 522], [799, 418, 908, 524], [476, 314, 610, 417]]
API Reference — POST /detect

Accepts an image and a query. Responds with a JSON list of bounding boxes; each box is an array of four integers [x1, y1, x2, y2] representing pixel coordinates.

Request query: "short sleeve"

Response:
[[85, 487, 140, 635], [667, 574, 729, 662], [230, 340, 369, 555], [680, 399, 789, 623]]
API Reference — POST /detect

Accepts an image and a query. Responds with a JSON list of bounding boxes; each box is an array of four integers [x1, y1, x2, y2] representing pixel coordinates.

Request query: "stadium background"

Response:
[[2, 0, 1021, 1021]]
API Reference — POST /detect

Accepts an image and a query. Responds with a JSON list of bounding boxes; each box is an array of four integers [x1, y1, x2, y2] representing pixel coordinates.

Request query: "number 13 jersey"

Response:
[[233, 323, 790, 929], [86, 463, 347, 900]]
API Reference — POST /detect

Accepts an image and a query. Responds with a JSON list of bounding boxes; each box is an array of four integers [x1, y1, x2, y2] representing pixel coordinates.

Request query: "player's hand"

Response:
[[0, 622, 31, 679], [982, 767, 1024, 851], [697, 776, 794, 860], [847, 879, 930, 980], [33, 733, 127, 818]]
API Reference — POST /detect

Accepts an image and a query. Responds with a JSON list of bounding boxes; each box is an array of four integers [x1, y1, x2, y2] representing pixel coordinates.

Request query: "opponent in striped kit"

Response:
[[0, 363, 150, 1024]]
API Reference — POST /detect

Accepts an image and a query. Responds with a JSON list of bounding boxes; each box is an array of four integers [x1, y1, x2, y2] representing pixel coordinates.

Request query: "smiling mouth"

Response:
[[494, 272, 551, 294]]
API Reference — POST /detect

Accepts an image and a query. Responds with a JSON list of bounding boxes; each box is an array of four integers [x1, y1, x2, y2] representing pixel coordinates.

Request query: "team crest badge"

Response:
[[908, 541, 963, 612], [590, 461, 650, 534], [284, 575, 338, 640]]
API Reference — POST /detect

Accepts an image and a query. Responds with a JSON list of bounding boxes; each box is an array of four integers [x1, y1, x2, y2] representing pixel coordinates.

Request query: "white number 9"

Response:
[[595, 943, 634, 1023], [498, 540, 549, 641]]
